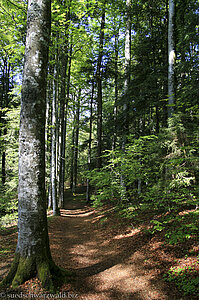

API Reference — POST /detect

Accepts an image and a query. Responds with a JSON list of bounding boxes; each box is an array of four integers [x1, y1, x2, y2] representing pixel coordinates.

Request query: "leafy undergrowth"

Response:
[[164, 256, 199, 296]]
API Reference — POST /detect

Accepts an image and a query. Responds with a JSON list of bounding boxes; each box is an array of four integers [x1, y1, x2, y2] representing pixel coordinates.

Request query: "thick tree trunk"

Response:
[[168, 0, 175, 118], [0, 0, 67, 290]]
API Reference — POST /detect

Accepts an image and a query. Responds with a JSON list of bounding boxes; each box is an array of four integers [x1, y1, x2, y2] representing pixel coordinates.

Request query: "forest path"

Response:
[[48, 187, 175, 300]]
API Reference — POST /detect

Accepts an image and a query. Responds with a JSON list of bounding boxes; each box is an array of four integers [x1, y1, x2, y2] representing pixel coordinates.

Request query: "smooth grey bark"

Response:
[[168, 0, 175, 118], [96, 7, 105, 169], [0, 0, 66, 290]]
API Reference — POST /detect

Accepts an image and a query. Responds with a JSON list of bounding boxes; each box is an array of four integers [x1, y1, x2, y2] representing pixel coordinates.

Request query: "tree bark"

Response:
[[120, 0, 131, 201], [96, 7, 105, 169], [51, 62, 59, 216], [1, 60, 11, 185], [112, 31, 119, 150], [168, 0, 175, 118], [86, 81, 94, 203], [72, 90, 80, 194], [59, 41, 72, 207], [0, 0, 67, 290], [123, 0, 131, 147]]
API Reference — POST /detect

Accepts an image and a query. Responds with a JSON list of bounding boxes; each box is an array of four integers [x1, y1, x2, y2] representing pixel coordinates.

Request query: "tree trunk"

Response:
[[72, 90, 80, 194], [123, 0, 131, 147], [112, 31, 119, 150], [70, 126, 75, 190], [96, 7, 105, 169], [58, 1, 71, 208], [120, 0, 131, 201], [46, 69, 52, 209], [0, 0, 66, 290], [86, 81, 94, 203], [1, 151, 6, 185], [168, 0, 175, 118], [51, 62, 59, 216], [59, 41, 72, 207], [1, 60, 10, 185]]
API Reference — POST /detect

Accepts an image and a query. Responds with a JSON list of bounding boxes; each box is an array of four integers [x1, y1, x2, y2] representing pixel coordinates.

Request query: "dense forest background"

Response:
[[0, 0, 199, 295]]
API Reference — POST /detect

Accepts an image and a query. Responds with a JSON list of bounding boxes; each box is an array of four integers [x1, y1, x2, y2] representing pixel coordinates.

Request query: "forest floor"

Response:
[[0, 186, 198, 299]]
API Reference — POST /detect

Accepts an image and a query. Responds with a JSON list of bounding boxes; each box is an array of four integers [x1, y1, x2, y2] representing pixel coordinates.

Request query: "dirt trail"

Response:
[[48, 189, 175, 300]]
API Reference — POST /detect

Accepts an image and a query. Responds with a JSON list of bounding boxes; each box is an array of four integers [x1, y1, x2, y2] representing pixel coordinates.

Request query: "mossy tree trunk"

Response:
[[1, 0, 65, 291]]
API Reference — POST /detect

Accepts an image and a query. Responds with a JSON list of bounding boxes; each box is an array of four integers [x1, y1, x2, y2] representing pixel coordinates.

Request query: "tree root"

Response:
[[0, 253, 75, 293]]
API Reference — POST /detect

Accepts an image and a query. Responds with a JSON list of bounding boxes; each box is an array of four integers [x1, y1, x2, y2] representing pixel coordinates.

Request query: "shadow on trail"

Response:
[[48, 186, 182, 300]]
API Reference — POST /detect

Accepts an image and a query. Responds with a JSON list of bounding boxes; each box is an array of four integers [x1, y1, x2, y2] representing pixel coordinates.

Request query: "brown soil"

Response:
[[0, 187, 194, 299]]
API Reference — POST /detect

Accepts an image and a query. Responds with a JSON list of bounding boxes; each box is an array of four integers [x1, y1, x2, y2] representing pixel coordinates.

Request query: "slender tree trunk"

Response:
[[168, 0, 175, 118], [51, 62, 59, 215], [112, 31, 119, 150], [58, 1, 71, 208], [123, 0, 131, 146], [70, 126, 75, 190], [2, 151, 6, 185], [58, 51, 68, 207], [46, 70, 52, 208], [1, 61, 10, 185], [120, 0, 131, 201], [72, 90, 80, 194], [86, 81, 94, 203], [96, 7, 105, 169], [0, 0, 65, 290], [59, 41, 72, 207]]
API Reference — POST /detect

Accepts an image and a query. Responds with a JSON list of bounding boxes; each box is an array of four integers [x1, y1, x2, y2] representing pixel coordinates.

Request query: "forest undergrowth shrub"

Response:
[[88, 114, 199, 245], [164, 258, 199, 296]]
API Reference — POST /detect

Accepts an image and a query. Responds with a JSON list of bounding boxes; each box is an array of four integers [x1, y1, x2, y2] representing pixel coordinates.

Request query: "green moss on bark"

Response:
[[12, 256, 35, 289], [0, 252, 75, 293], [37, 259, 55, 293]]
